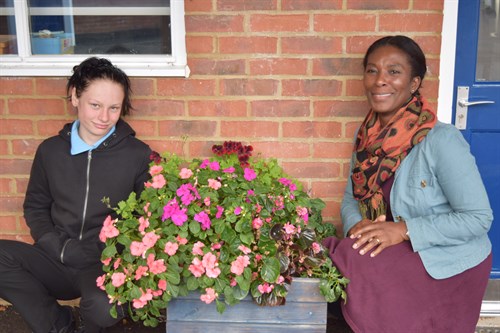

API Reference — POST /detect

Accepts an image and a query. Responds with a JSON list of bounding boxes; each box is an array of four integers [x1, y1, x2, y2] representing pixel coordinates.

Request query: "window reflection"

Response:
[[0, 0, 17, 55], [477, 0, 500, 81]]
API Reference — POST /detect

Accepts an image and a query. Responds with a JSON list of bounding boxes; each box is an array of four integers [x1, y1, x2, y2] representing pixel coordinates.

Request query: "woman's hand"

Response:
[[348, 215, 409, 257]]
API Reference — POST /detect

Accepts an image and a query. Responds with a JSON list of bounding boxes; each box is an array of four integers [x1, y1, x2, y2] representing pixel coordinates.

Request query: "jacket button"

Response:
[[421, 180, 427, 188]]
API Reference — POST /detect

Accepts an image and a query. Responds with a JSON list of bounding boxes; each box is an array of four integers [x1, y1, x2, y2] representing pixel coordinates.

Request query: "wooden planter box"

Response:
[[166, 278, 327, 333]]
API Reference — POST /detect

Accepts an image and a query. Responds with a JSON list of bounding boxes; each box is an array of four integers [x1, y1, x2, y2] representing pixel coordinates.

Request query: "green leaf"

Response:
[[260, 257, 280, 283]]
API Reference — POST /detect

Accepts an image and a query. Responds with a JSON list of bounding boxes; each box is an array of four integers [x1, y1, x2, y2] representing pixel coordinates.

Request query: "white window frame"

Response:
[[0, 0, 189, 77]]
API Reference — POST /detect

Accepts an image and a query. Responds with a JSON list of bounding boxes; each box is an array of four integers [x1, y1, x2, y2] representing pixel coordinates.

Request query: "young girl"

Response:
[[0, 57, 152, 333]]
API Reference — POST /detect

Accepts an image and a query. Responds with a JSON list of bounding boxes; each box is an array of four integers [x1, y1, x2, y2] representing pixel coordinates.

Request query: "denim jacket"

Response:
[[341, 121, 493, 279]]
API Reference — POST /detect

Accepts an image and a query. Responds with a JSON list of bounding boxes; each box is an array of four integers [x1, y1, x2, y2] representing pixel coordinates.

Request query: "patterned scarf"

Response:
[[352, 95, 437, 219]]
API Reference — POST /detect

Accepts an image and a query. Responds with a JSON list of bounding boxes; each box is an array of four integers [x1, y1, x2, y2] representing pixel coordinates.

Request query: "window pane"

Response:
[[28, 0, 171, 55], [0, 0, 17, 55]]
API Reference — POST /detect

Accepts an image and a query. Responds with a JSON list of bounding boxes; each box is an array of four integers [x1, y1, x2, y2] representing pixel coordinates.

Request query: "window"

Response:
[[0, 0, 188, 77]]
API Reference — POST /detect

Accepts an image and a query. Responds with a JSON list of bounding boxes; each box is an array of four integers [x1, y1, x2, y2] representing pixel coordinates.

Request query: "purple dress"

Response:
[[324, 176, 492, 333]]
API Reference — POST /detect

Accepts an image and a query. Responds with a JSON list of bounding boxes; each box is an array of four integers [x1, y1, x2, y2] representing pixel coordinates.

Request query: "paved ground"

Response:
[[0, 304, 354, 333]]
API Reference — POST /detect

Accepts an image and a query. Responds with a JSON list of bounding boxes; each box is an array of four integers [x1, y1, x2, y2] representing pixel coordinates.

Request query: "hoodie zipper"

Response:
[[79, 150, 92, 240]]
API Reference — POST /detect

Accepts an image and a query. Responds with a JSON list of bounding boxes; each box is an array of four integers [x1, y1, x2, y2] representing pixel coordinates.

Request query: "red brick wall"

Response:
[[0, 0, 444, 241]]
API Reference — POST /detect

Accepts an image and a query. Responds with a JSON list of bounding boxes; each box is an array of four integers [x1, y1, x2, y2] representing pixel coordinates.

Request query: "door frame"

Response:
[[439, 0, 500, 317]]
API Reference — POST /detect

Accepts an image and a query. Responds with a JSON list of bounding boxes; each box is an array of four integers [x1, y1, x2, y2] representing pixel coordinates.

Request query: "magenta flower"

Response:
[[215, 205, 224, 219], [194, 211, 212, 230], [209, 161, 220, 171], [223, 166, 235, 173], [176, 183, 200, 205], [244, 168, 256, 181], [162, 199, 188, 226], [234, 206, 242, 215]]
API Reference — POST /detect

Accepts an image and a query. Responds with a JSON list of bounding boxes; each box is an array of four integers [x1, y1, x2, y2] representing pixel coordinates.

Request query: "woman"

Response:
[[324, 35, 492, 333], [0, 57, 152, 333]]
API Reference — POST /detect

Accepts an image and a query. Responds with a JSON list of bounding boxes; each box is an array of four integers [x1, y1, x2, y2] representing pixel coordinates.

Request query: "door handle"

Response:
[[458, 100, 495, 107], [455, 86, 495, 130]]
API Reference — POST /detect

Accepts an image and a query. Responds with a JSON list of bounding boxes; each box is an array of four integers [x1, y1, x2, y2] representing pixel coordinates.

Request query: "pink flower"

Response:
[[206, 267, 221, 278], [150, 174, 166, 189], [162, 199, 188, 226], [234, 206, 242, 215], [192, 241, 205, 256], [99, 215, 119, 242], [149, 165, 163, 176], [211, 242, 222, 250], [284, 222, 296, 235], [202, 252, 218, 269], [204, 197, 211, 206], [194, 211, 211, 230], [200, 288, 217, 304], [147, 253, 167, 274], [208, 178, 221, 190], [176, 235, 188, 245], [101, 257, 111, 266], [176, 183, 200, 205], [130, 241, 146, 256], [223, 166, 235, 173], [209, 161, 220, 171], [252, 217, 263, 229], [297, 206, 309, 222], [158, 279, 167, 291], [276, 275, 285, 284], [189, 257, 205, 277], [113, 258, 122, 270], [164, 241, 179, 256], [244, 168, 257, 181], [312, 242, 321, 254], [247, 189, 255, 196], [179, 167, 193, 179], [96, 274, 106, 290], [200, 159, 210, 169], [215, 206, 224, 219], [142, 231, 160, 249], [238, 245, 251, 254], [258, 282, 274, 294], [111, 272, 126, 287], [138, 216, 149, 233], [132, 289, 153, 309], [230, 255, 250, 276], [135, 266, 148, 280]]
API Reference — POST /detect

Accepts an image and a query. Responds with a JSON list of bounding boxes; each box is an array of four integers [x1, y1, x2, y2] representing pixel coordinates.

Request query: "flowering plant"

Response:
[[98, 142, 348, 327]]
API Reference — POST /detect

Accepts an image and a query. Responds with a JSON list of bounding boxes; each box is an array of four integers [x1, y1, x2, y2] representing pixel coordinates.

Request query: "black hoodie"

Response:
[[23, 119, 152, 269]]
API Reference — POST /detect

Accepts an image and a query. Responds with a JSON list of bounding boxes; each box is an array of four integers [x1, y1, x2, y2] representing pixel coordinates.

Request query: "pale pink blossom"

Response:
[[189, 257, 205, 277], [208, 178, 221, 190], [111, 272, 126, 287], [158, 279, 167, 291], [164, 241, 179, 256], [230, 255, 250, 276], [147, 253, 166, 274], [312, 242, 321, 254], [276, 275, 285, 284], [149, 165, 163, 176], [150, 174, 166, 189], [211, 242, 222, 250], [99, 215, 119, 242], [202, 252, 218, 269], [176, 235, 188, 245], [101, 257, 112, 266], [206, 267, 221, 278], [135, 266, 148, 280], [192, 241, 205, 256], [138, 216, 149, 233], [204, 197, 211, 206], [96, 274, 106, 290], [113, 258, 122, 270], [200, 288, 217, 304], [142, 231, 160, 249], [130, 241, 147, 256], [284, 222, 296, 235], [238, 245, 251, 254], [244, 168, 257, 181], [252, 217, 263, 229], [297, 206, 309, 222], [132, 289, 153, 309], [258, 282, 274, 294], [179, 167, 193, 179]]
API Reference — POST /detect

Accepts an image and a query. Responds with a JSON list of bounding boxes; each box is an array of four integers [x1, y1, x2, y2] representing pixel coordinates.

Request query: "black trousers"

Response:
[[0, 240, 123, 333]]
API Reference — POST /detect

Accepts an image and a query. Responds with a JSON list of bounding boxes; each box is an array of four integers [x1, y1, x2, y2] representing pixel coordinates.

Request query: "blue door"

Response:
[[453, 0, 500, 279]]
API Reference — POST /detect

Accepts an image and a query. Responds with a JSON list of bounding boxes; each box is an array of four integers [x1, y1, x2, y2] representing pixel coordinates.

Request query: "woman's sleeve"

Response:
[[406, 126, 493, 252], [341, 159, 363, 237]]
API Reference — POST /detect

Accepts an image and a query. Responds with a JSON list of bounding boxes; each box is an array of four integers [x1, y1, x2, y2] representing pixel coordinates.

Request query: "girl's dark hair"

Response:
[[66, 57, 132, 116], [363, 35, 427, 93]]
